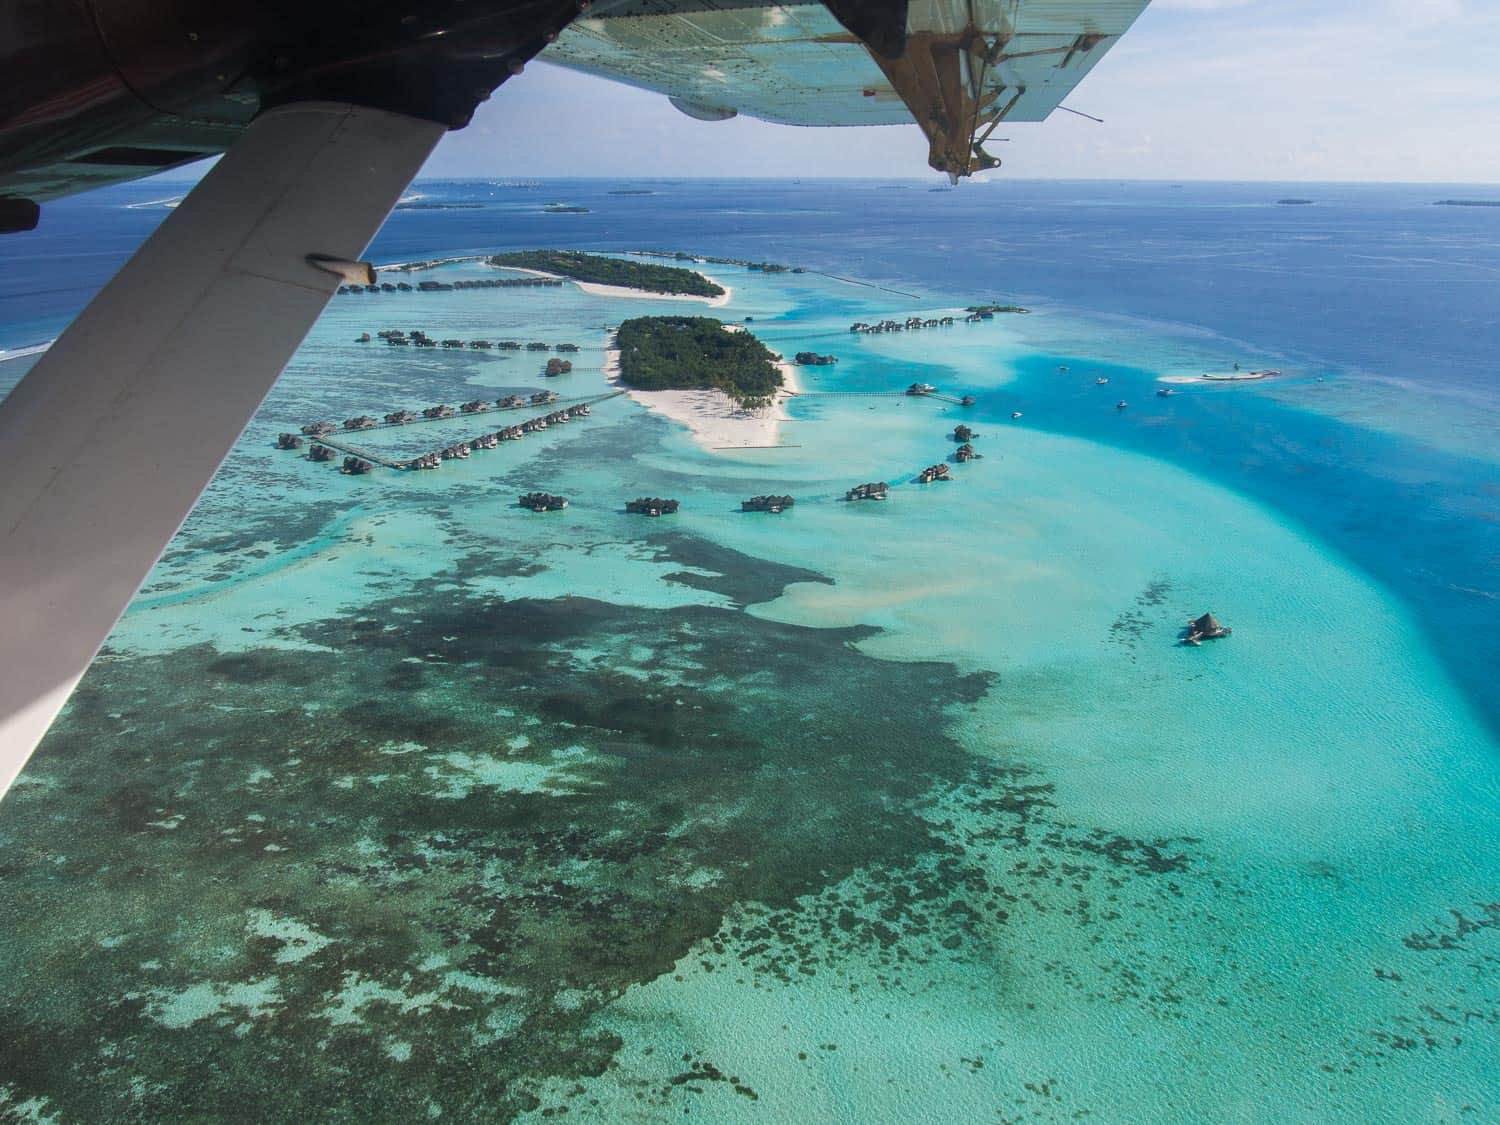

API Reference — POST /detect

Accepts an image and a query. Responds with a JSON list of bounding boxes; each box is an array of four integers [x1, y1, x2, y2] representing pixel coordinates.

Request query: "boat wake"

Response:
[[124, 196, 183, 210], [0, 340, 52, 362]]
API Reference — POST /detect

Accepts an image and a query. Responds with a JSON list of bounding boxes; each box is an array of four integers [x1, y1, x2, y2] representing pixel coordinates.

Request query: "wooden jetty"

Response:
[[308, 434, 405, 470], [289, 390, 625, 474]]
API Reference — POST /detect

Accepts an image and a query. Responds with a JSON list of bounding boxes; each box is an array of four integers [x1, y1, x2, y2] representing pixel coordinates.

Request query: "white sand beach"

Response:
[[603, 346, 802, 451], [497, 265, 733, 307], [1160, 369, 1278, 384]]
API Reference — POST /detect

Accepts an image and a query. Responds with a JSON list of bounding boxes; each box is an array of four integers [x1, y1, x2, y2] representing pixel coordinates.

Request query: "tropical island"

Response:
[[966, 303, 1030, 314], [488, 250, 725, 297], [627, 249, 804, 274], [1434, 199, 1500, 207], [615, 316, 783, 407], [605, 316, 800, 450]]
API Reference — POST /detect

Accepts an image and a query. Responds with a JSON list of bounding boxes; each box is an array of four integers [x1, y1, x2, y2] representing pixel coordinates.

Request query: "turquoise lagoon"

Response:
[[1, 248, 1498, 1122]]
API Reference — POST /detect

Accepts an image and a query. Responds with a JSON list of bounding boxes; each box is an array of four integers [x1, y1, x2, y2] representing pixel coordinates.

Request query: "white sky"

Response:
[[425, 0, 1500, 183]]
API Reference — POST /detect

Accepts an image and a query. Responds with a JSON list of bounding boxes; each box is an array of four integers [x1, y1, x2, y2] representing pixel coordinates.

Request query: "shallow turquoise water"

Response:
[[1, 252, 1497, 1122]]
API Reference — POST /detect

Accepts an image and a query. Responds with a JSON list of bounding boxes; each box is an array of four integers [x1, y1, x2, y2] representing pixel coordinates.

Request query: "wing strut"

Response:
[[0, 102, 444, 799]]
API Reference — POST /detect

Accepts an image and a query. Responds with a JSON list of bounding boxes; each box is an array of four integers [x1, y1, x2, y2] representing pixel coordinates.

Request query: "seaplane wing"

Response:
[[547, 0, 1150, 176], [0, 0, 1151, 798]]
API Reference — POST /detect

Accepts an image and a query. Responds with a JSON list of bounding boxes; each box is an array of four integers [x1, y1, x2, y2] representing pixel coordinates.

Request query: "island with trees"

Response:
[[615, 316, 783, 407], [488, 250, 724, 297]]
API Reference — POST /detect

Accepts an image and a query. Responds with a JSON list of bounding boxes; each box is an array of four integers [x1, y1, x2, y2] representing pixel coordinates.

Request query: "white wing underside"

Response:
[[545, 0, 1148, 128]]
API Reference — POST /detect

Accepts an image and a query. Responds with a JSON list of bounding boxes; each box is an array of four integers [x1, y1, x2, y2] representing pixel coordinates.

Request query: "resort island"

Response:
[[488, 249, 726, 298], [607, 314, 800, 449]]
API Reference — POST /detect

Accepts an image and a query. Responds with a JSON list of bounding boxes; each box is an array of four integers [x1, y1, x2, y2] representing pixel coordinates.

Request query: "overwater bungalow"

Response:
[[472, 433, 500, 450], [396, 282, 412, 292], [544, 358, 573, 376], [519, 491, 568, 511], [845, 481, 889, 501], [526, 341, 550, 351], [408, 452, 441, 470], [497, 341, 522, 350], [742, 495, 795, 513], [441, 339, 464, 349], [567, 403, 591, 417], [556, 343, 580, 353], [906, 383, 936, 396], [1183, 612, 1232, 646], [343, 415, 378, 431], [422, 404, 456, 419], [387, 336, 410, 346], [952, 424, 974, 442], [385, 410, 418, 425], [498, 395, 528, 409], [459, 400, 492, 414], [341, 456, 373, 475], [960, 394, 976, 407], [955, 443, 977, 463], [356, 332, 371, 343], [276, 432, 304, 450], [530, 390, 561, 405], [308, 444, 336, 462], [468, 340, 494, 349], [626, 497, 680, 516], [499, 426, 524, 441], [440, 442, 471, 460], [917, 464, 952, 483]]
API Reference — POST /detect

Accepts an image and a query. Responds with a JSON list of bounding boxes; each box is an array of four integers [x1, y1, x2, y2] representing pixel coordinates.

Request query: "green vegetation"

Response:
[[616, 316, 783, 408], [966, 303, 1030, 314], [488, 250, 724, 297], [631, 249, 802, 273]]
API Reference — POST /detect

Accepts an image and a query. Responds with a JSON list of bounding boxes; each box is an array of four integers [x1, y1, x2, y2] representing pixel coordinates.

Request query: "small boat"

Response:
[[1116, 400, 1128, 409], [1011, 411, 1023, 419], [1058, 365, 1069, 372], [1095, 377, 1109, 385], [1156, 387, 1174, 397]]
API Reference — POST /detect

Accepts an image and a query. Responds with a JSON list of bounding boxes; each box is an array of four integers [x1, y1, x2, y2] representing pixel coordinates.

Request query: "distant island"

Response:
[[489, 250, 724, 297], [966, 303, 1030, 314], [627, 249, 803, 274], [1276, 198, 1315, 205], [615, 316, 782, 407], [395, 202, 484, 211], [607, 189, 656, 196], [1434, 199, 1500, 207], [541, 202, 590, 213]]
